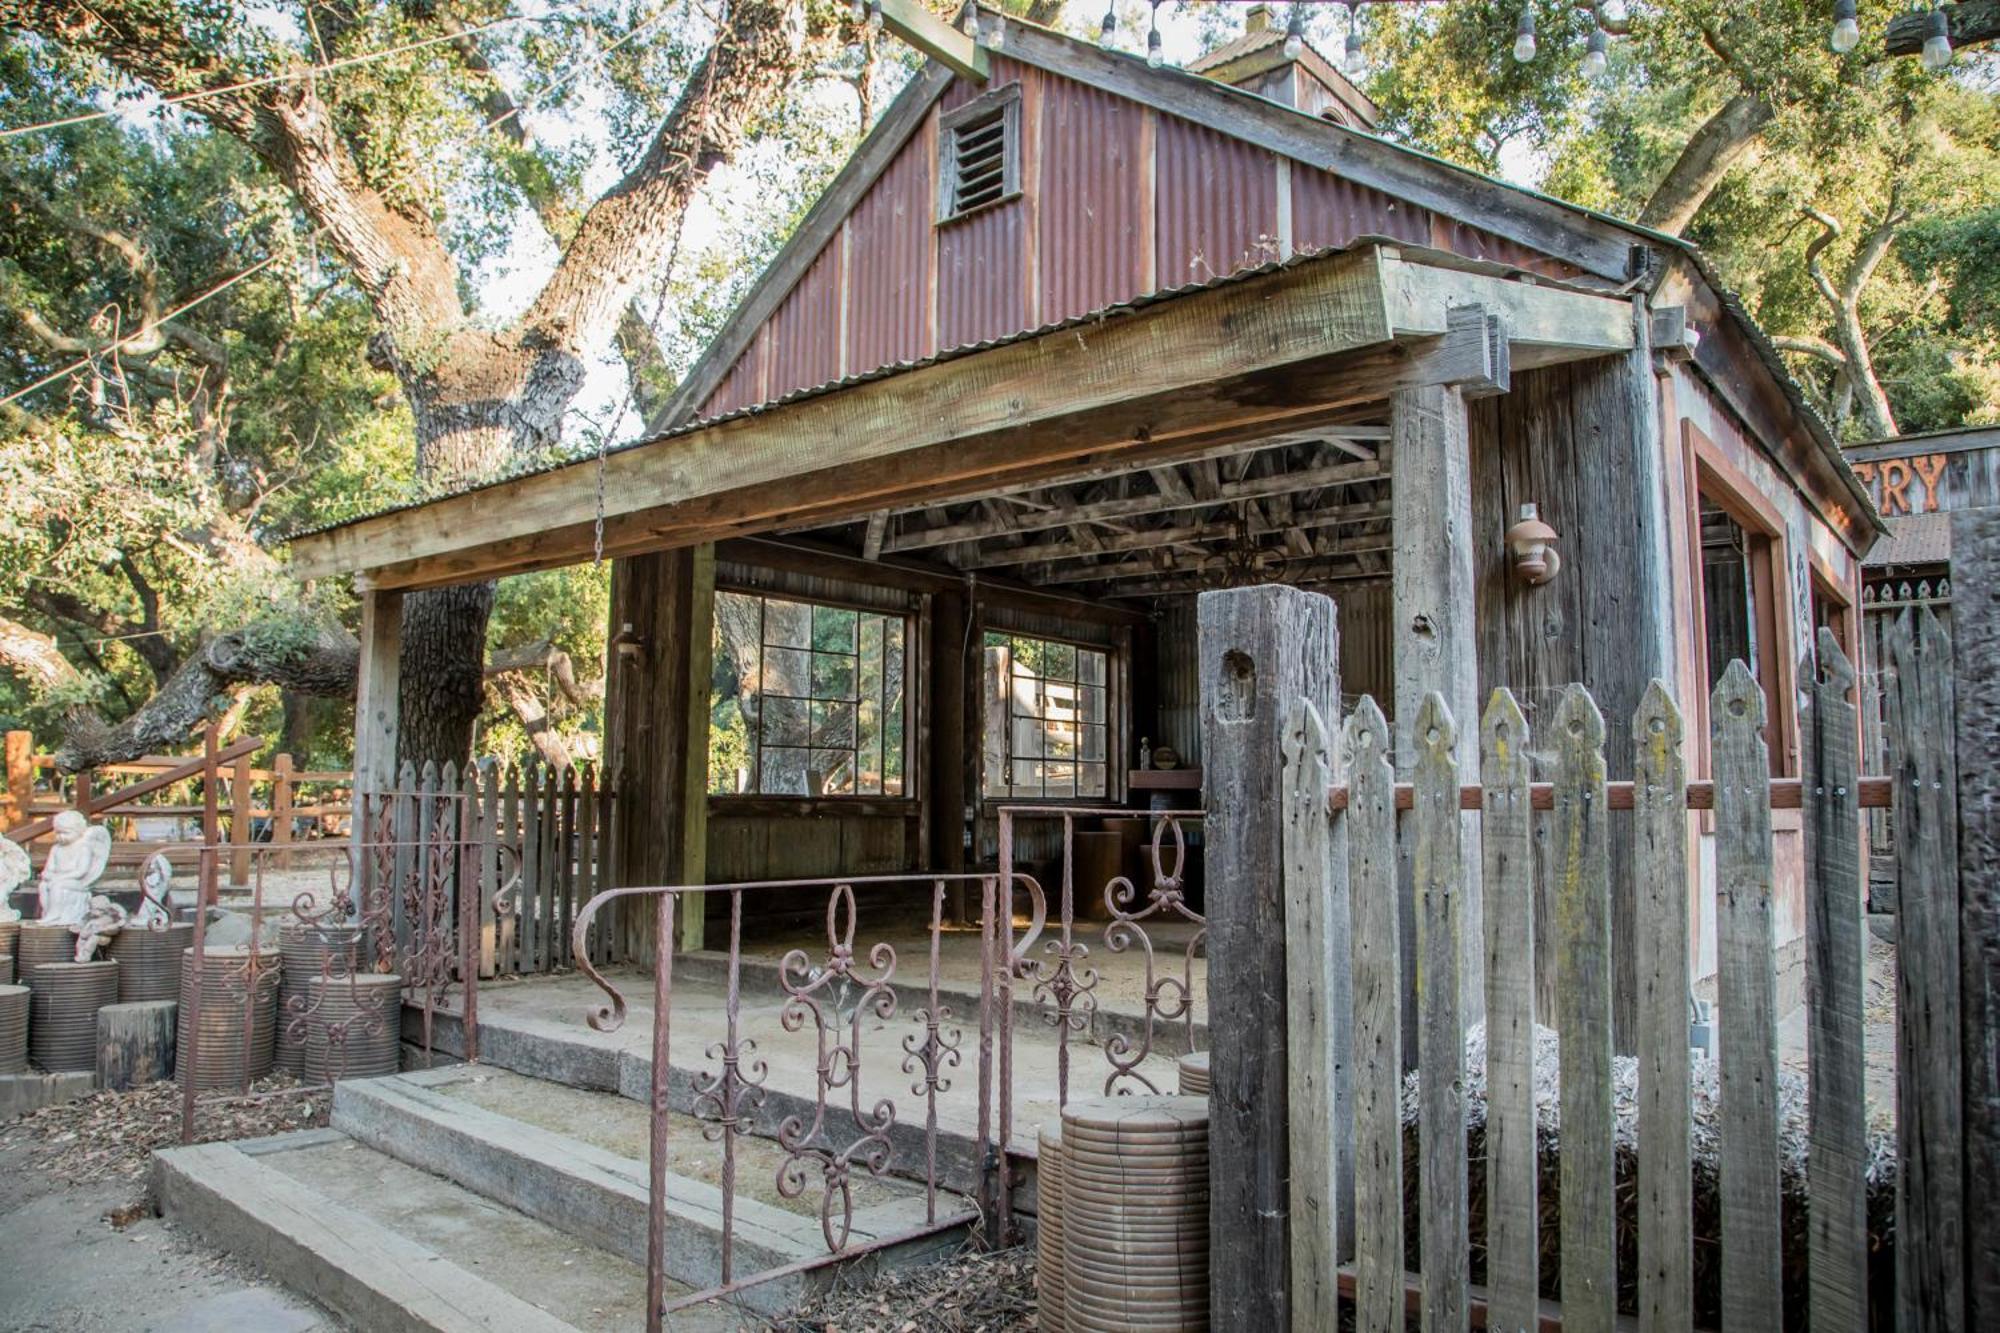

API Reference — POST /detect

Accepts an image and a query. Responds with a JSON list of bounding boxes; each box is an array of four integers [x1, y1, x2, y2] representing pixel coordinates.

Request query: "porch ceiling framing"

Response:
[[288, 246, 1633, 592]]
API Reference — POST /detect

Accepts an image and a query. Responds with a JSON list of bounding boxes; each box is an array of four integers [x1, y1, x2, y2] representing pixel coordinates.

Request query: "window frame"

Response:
[[1682, 422, 1798, 780], [706, 586, 918, 804], [979, 628, 1117, 806], [936, 83, 1024, 226]]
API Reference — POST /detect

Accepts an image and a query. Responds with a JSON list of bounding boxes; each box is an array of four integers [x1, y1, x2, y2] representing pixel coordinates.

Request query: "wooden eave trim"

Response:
[[1656, 260, 1883, 557], [289, 251, 1645, 590], [653, 60, 958, 431], [1845, 425, 2000, 463], [993, 16, 1636, 281]]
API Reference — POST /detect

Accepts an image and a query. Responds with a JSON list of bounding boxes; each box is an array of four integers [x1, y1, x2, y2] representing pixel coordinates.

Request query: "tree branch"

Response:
[[1772, 334, 1847, 366], [1636, 92, 1774, 235]]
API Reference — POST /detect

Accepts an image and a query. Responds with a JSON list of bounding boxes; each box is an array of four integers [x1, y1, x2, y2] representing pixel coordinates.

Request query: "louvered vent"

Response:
[[938, 85, 1021, 223]]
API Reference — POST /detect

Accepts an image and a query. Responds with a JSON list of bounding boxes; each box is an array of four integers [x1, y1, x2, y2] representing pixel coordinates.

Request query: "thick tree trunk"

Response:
[[1637, 92, 1773, 236]]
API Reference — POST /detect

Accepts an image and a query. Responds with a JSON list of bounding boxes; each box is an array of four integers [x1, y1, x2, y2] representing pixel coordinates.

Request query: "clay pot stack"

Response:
[[1059, 1095, 1210, 1333], [1177, 1050, 1210, 1097], [17, 922, 75, 980], [276, 923, 363, 1073], [27, 960, 120, 1072], [0, 953, 11, 986], [1038, 1123, 1070, 1333], [0, 983, 27, 1073], [0, 918, 19, 975], [109, 924, 195, 1003], [176, 946, 281, 1091], [299, 971, 402, 1084]]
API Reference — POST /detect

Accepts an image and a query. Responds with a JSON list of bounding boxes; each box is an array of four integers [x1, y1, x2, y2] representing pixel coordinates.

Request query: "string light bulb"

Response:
[[1513, 2, 1538, 62], [1284, 4, 1307, 59], [1581, 21, 1608, 77], [1344, 2, 1364, 73], [1829, 0, 1859, 52], [866, 0, 883, 35], [1100, 2, 1117, 46], [988, 7, 1005, 47], [1147, 4, 1163, 66], [1921, 5, 1953, 68], [1598, 0, 1626, 25], [963, 5, 982, 42]]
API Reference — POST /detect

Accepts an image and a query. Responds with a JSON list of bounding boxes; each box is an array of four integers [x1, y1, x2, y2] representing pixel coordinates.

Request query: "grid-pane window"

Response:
[[709, 592, 906, 797], [982, 632, 1108, 800]]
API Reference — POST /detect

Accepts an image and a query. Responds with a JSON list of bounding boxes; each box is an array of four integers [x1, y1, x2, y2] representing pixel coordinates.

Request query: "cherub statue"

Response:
[[38, 809, 111, 927], [72, 893, 128, 962], [133, 851, 181, 929], [0, 836, 28, 923]]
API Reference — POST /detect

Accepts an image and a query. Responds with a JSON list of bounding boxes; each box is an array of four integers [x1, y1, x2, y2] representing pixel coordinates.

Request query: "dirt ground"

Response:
[[0, 1081, 339, 1333]]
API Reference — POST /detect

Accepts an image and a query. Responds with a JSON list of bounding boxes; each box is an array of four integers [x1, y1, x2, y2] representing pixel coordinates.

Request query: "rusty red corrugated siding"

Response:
[[1291, 162, 1430, 253], [1155, 113, 1280, 289], [845, 112, 935, 375], [701, 342, 760, 419], [1036, 75, 1146, 324], [937, 61, 1033, 351], [765, 237, 842, 399]]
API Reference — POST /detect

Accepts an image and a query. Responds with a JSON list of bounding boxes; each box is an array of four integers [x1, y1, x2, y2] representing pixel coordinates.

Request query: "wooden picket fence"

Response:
[[1279, 621, 1949, 1330], [366, 759, 621, 982]]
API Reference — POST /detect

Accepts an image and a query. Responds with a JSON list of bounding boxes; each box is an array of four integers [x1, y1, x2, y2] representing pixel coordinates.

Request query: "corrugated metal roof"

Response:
[[1864, 511, 1952, 567]]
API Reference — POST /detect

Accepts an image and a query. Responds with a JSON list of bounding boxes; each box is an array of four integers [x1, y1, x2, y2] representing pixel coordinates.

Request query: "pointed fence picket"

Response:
[[1276, 638, 1951, 1329]]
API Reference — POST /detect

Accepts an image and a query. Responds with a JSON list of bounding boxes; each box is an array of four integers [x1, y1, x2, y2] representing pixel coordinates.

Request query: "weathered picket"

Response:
[[1275, 636, 1949, 1329]]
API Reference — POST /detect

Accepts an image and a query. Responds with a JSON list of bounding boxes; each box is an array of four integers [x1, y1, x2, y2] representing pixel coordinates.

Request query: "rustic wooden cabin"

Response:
[[288, 3, 1883, 1037]]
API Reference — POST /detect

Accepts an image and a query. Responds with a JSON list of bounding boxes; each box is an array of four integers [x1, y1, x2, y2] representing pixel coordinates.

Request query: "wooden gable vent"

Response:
[[938, 84, 1022, 223]]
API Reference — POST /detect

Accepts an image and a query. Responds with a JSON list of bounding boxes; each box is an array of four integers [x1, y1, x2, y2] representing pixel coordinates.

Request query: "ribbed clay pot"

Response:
[[27, 960, 120, 1072], [176, 945, 280, 1091], [1177, 1050, 1210, 1096], [298, 971, 402, 1084], [0, 982, 27, 1073], [1059, 1095, 1210, 1333], [276, 923, 362, 1073], [109, 924, 195, 1003]]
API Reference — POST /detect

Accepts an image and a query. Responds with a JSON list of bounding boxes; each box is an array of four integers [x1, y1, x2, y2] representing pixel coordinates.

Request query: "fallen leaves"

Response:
[[769, 1243, 1037, 1333]]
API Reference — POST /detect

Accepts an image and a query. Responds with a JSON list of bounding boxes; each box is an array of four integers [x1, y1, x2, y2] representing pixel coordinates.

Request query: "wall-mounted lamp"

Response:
[[609, 622, 647, 664], [1505, 503, 1560, 586]]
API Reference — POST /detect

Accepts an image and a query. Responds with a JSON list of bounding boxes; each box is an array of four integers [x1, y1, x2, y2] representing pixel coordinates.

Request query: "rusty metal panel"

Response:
[[845, 110, 936, 375], [1155, 113, 1281, 289], [1036, 74, 1146, 325], [765, 237, 842, 400], [701, 344, 761, 419], [937, 61, 1033, 352], [1290, 161, 1430, 253]]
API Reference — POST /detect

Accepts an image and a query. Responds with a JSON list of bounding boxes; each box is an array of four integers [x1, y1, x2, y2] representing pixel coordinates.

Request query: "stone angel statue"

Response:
[[73, 893, 129, 962], [133, 852, 182, 929], [0, 836, 28, 923], [38, 810, 111, 927]]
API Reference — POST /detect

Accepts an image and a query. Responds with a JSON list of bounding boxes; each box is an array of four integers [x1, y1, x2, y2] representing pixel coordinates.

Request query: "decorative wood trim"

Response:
[[654, 60, 957, 430]]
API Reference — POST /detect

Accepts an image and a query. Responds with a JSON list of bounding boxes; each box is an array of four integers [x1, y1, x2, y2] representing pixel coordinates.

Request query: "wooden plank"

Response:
[[1632, 680, 1692, 1333], [500, 764, 521, 975], [518, 762, 542, 975], [1380, 255, 1632, 358], [97, 1000, 177, 1090], [1281, 696, 1347, 1330], [272, 753, 295, 869], [477, 760, 499, 979], [1885, 608, 1965, 1333], [575, 764, 596, 969], [1952, 507, 2000, 1330], [229, 754, 253, 886], [1197, 583, 1341, 1333], [678, 544, 717, 953], [351, 589, 402, 916], [1552, 683, 1614, 1330], [559, 764, 578, 967], [539, 763, 560, 972], [289, 250, 1397, 584], [1322, 774, 1897, 812], [876, 0, 988, 82], [1804, 629, 1869, 1331], [1345, 696, 1403, 1333], [1479, 688, 1537, 1332], [1412, 692, 1467, 1332], [1711, 659, 1783, 1331]]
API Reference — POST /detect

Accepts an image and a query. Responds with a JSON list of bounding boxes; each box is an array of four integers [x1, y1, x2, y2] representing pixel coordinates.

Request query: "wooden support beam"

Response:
[[1199, 583, 1342, 1331], [877, 0, 989, 82], [888, 458, 1388, 553], [861, 511, 889, 560], [1037, 530, 1392, 586], [350, 586, 402, 912], [965, 499, 1390, 572], [1390, 383, 1483, 1037]]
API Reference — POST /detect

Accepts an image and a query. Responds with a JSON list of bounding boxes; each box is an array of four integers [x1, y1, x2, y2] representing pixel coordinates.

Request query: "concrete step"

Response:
[[153, 1130, 667, 1333], [334, 1065, 971, 1316]]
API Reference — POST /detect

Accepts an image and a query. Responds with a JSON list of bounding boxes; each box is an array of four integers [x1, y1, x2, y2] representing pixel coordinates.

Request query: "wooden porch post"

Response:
[[1391, 381, 1485, 1039], [1198, 582, 1340, 1333], [351, 584, 403, 917]]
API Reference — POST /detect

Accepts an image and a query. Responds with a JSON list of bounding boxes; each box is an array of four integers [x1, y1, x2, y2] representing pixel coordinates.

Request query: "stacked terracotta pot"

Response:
[[1038, 1123, 1069, 1332], [1177, 1050, 1210, 1097], [176, 946, 280, 1091], [1059, 1096, 1210, 1332], [109, 923, 195, 1003], [276, 923, 362, 1073], [27, 960, 120, 1072], [0, 982, 27, 1073], [16, 922, 75, 979], [299, 971, 402, 1084], [0, 917, 18, 980]]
